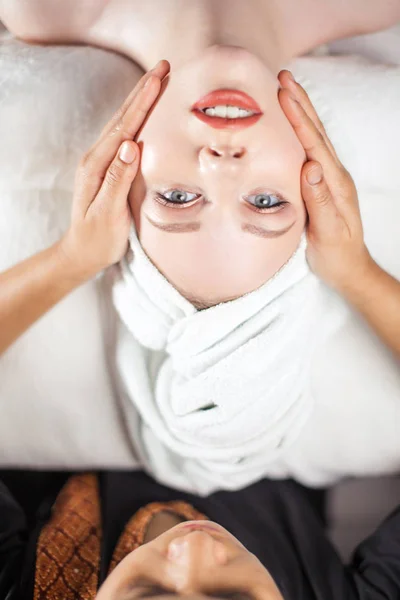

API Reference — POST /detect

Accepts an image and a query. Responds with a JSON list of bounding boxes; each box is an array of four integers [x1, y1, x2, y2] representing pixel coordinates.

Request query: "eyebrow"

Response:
[[145, 215, 295, 239]]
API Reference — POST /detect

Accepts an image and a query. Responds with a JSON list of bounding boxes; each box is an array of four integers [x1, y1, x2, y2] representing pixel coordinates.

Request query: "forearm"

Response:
[[340, 256, 400, 359], [0, 242, 89, 355]]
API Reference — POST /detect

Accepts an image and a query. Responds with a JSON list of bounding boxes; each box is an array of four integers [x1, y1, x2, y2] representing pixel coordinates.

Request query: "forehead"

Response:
[[135, 213, 304, 308]]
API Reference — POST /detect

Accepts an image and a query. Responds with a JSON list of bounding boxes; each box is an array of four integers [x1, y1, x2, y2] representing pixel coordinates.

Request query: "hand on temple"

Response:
[[60, 59, 170, 280], [279, 71, 400, 358], [278, 69, 371, 293]]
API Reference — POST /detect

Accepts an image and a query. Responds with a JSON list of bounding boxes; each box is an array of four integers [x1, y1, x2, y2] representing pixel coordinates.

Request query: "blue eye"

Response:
[[245, 193, 284, 210], [161, 189, 199, 204]]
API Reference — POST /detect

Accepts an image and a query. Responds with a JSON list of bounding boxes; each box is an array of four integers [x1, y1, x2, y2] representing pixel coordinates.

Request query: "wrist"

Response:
[[55, 236, 97, 285], [336, 249, 378, 303]]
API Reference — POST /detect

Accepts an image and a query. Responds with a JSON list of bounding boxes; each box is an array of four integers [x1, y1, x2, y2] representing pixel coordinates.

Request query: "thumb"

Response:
[[95, 141, 139, 215], [302, 161, 337, 231]]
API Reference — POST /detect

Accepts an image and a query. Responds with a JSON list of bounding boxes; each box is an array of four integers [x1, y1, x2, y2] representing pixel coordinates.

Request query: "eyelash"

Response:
[[154, 192, 198, 209], [244, 198, 286, 214], [154, 192, 287, 214]]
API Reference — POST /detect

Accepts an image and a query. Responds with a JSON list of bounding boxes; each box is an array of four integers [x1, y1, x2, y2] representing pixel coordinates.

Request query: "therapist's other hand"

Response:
[[278, 70, 372, 293], [60, 60, 170, 279]]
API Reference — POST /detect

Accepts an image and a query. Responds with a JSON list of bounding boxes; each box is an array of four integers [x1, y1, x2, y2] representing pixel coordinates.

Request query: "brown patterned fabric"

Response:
[[109, 501, 208, 573], [34, 475, 208, 600], [34, 473, 101, 600]]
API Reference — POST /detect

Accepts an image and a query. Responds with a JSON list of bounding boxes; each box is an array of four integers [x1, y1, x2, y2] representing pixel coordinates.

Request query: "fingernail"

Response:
[[119, 141, 136, 164], [306, 165, 323, 185], [287, 71, 295, 82]]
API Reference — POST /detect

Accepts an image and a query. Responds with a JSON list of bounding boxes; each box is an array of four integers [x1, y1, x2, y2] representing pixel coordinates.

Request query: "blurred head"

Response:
[[96, 520, 284, 600], [130, 46, 306, 309]]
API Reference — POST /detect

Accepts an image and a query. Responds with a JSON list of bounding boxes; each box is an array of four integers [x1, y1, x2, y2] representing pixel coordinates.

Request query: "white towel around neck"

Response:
[[111, 223, 325, 493]]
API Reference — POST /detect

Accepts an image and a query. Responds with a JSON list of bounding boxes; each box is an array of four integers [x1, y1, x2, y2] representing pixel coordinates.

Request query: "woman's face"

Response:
[[96, 520, 284, 600], [130, 46, 306, 308]]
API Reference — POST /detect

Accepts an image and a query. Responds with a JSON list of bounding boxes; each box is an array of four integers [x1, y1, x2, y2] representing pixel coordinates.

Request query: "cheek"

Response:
[[270, 100, 306, 166], [295, 199, 307, 225], [252, 103, 306, 205], [136, 87, 190, 175], [137, 123, 194, 186], [138, 129, 171, 174]]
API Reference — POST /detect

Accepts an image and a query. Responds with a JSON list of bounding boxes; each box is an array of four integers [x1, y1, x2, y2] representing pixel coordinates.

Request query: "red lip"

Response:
[[191, 89, 262, 130]]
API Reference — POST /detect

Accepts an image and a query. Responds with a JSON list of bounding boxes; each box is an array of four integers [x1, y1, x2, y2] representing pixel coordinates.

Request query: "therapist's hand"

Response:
[[278, 70, 372, 293], [60, 60, 170, 280]]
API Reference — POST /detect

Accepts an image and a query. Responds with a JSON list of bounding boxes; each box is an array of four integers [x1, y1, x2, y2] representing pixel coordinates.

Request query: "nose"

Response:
[[167, 531, 228, 589], [200, 145, 246, 164]]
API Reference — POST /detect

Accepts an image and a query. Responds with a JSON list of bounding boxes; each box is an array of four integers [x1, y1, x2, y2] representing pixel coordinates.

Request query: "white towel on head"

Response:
[[111, 223, 327, 494]]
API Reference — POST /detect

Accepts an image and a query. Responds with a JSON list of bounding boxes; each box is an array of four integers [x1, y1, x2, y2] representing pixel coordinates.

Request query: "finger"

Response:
[[278, 69, 339, 161], [90, 140, 139, 217], [301, 161, 340, 236], [278, 70, 340, 163], [77, 71, 164, 203], [103, 73, 161, 140], [100, 59, 170, 139], [73, 57, 167, 218], [279, 88, 346, 188]]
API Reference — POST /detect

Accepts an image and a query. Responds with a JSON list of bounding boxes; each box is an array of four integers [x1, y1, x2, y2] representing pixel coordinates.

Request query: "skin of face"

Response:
[[130, 45, 306, 308], [95, 519, 284, 600]]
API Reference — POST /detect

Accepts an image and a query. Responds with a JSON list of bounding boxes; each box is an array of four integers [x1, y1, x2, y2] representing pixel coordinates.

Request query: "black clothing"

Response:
[[0, 469, 399, 600]]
